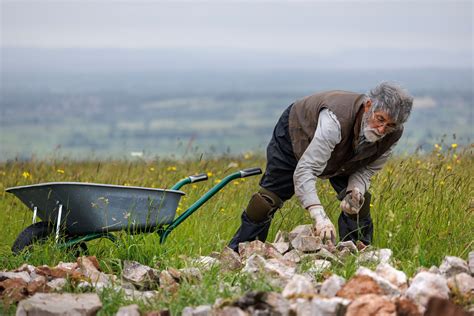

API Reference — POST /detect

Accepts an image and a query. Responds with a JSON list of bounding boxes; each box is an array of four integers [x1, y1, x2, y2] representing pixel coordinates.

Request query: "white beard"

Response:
[[363, 126, 384, 142]]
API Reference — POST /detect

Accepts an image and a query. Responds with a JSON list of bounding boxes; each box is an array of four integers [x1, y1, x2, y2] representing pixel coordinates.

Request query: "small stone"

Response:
[[238, 240, 284, 261], [122, 260, 159, 290], [314, 248, 341, 263], [26, 275, 49, 295], [14, 264, 37, 275], [159, 270, 179, 292], [0, 278, 28, 304], [167, 267, 181, 281], [447, 272, 474, 297], [291, 235, 322, 253], [293, 297, 350, 316], [283, 249, 303, 263], [336, 275, 383, 300], [356, 267, 401, 297], [55, 261, 78, 271], [307, 259, 331, 274], [219, 247, 243, 272], [405, 271, 449, 310], [116, 304, 141, 316], [0, 271, 31, 283], [271, 242, 290, 255], [357, 248, 392, 264], [336, 241, 358, 254], [182, 305, 212, 316], [274, 230, 289, 243], [16, 293, 102, 315], [345, 294, 396, 316], [77, 256, 110, 285], [47, 278, 67, 291], [282, 274, 316, 298], [375, 263, 408, 290], [179, 268, 202, 284], [428, 266, 441, 274], [439, 256, 470, 278], [288, 224, 314, 242], [424, 297, 468, 316], [263, 292, 291, 315], [191, 256, 220, 270], [394, 297, 422, 316], [320, 274, 346, 298], [338, 248, 352, 260]]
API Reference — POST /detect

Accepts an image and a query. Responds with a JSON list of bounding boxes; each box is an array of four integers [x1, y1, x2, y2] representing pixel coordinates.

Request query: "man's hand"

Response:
[[340, 187, 365, 215], [308, 205, 336, 244]]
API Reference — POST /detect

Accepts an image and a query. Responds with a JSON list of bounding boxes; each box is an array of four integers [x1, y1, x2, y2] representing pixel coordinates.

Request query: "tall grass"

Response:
[[0, 146, 472, 313]]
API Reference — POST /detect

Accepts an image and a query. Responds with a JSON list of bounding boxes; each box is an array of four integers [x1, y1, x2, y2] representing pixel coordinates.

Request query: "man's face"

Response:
[[363, 101, 398, 142]]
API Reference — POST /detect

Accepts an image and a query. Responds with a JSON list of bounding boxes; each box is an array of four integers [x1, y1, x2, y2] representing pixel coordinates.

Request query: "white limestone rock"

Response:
[[405, 271, 449, 310], [439, 256, 470, 278], [182, 305, 213, 316], [375, 263, 408, 290], [0, 271, 31, 283], [357, 248, 392, 265], [447, 272, 474, 297], [356, 267, 401, 297], [116, 304, 140, 316], [16, 293, 102, 316], [122, 260, 159, 290], [291, 235, 322, 253], [320, 275, 346, 298], [282, 274, 316, 298]]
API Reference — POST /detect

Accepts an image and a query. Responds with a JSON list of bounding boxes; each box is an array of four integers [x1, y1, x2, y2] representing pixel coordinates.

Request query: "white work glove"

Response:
[[340, 187, 365, 215], [308, 205, 336, 244]]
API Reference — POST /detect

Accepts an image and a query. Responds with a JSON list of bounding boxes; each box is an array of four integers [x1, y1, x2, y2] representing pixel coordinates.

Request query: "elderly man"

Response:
[[229, 82, 413, 251]]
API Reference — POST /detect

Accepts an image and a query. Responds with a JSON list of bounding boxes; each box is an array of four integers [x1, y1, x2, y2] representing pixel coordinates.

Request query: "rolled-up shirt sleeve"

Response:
[[294, 109, 342, 209], [347, 142, 397, 194]]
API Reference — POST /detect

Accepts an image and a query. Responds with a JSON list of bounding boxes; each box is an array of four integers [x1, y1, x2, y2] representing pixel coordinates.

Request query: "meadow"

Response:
[[0, 144, 472, 314]]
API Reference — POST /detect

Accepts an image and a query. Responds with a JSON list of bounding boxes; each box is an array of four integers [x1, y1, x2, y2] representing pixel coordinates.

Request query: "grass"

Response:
[[0, 144, 473, 314]]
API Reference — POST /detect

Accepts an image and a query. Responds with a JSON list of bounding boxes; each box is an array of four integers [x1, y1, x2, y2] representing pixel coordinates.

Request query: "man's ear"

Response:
[[364, 99, 372, 113]]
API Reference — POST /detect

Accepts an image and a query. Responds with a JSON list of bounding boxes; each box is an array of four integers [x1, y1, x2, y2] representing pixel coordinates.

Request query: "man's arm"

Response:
[[293, 109, 342, 208], [347, 143, 397, 195]]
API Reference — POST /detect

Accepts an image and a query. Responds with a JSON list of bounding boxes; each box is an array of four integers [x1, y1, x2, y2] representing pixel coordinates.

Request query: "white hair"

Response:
[[368, 82, 413, 125]]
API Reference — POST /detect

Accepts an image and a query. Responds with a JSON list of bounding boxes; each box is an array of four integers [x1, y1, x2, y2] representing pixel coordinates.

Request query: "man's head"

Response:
[[362, 82, 413, 142]]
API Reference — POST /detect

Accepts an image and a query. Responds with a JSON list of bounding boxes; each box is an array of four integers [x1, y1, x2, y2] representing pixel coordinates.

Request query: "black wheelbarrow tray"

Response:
[[6, 167, 262, 254]]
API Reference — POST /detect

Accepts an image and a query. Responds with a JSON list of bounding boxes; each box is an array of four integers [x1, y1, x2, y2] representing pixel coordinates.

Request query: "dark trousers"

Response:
[[228, 104, 373, 251]]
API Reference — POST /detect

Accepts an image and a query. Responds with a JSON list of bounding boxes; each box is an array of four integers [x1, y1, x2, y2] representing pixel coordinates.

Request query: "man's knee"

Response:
[[245, 188, 283, 223]]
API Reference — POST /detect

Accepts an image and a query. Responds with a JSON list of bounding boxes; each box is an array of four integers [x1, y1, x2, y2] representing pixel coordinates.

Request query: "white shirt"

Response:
[[293, 108, 393, 209]]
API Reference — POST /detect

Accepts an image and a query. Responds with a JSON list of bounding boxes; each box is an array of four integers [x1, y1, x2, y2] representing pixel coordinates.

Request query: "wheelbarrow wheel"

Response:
[[12, 221, 88, 255]]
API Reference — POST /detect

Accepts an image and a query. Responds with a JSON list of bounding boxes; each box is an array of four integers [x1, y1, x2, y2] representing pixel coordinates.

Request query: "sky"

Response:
[[1, 0, 472, 69]]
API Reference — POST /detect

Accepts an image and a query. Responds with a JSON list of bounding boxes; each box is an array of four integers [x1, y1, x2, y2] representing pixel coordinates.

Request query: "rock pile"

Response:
[[1, 224, 473, 315]]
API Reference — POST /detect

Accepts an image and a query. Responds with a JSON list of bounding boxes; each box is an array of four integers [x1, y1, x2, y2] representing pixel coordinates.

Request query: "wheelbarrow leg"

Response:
[[32, 206, 38, 224], [55, 204, 63, 243]]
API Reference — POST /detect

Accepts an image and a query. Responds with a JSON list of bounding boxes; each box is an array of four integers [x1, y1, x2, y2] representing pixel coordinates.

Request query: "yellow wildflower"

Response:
[[451, 143, 458, 149], [214, 179, 221, 184], [434, 143, 440, 149], [440, 180, 445, 186], [220, 208, 225, 212], [233, 181, 239, 185], [207, 171, 213, 177], [192, 184, 198, 189], [56, 169, 65, 174], [244, 153, 252, 160], [370, 203, 374, 207], [149, 167, 155, 171], [22, 171, 31, 179], [167, 166, 177, 171], [446, 165, 452, 171]]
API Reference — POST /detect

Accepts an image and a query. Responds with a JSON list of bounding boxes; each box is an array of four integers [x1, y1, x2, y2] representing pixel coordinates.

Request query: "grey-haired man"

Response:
[[229, 82, 413, 252]]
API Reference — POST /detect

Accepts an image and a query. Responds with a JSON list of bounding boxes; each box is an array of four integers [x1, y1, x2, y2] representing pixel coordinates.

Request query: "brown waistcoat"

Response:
[[288, 90, 403, 178]]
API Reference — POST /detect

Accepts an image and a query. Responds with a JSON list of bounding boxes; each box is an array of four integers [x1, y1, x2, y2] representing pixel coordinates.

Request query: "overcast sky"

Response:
[[1, 0, 472, 71]]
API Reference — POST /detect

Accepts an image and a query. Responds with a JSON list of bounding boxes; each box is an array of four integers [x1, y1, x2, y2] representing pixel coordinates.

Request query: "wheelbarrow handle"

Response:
[[240, 168, 262, 178], [189, 173, 208, 183]]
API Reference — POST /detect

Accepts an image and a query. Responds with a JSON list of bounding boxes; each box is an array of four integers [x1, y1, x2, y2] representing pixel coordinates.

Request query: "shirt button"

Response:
[[341, 168, 346, 172]]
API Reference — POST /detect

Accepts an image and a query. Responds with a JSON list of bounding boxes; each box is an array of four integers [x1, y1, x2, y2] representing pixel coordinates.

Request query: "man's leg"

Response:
[[228, 104, 297, 252], [228, 188, 283, 252], [329, 176, 374, 245]]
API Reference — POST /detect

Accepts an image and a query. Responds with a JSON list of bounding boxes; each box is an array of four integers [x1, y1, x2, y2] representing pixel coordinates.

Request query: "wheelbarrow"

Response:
[[6, 167, 262, 254]]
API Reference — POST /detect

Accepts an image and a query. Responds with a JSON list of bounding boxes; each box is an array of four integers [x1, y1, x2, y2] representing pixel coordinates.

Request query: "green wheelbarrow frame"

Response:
[[8, 168, 262, 253]]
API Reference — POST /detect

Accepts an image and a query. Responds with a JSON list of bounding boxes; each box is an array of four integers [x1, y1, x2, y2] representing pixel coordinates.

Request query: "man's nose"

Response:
[[377, 125, 386, 134]]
